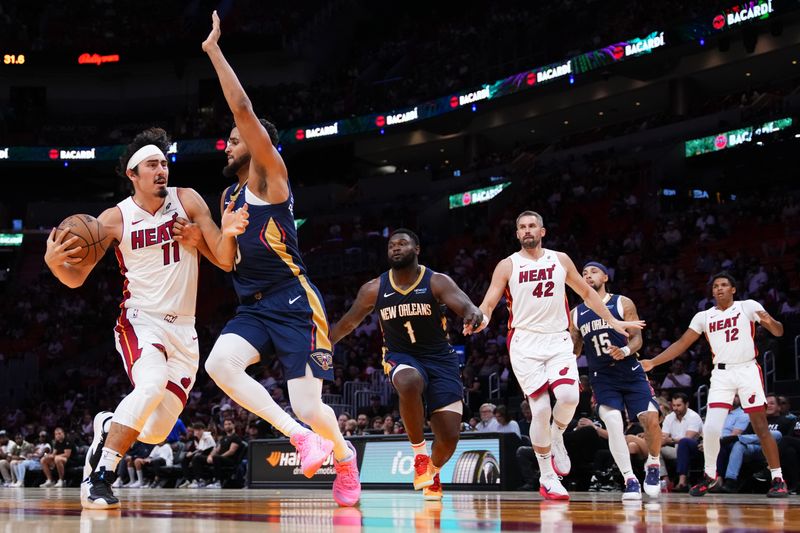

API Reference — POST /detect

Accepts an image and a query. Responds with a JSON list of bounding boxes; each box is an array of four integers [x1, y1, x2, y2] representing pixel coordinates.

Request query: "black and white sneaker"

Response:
[[83, 467, 120, 509], [80, 411, 113, 506]]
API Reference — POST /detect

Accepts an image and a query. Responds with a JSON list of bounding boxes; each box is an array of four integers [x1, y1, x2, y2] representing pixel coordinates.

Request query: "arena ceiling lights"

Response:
[[0, 0, 794, 162]]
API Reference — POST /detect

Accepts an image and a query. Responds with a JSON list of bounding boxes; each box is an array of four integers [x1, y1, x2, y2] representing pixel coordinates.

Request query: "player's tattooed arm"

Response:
[[608, 296, 643, 360], [329, 279, 380, 344]]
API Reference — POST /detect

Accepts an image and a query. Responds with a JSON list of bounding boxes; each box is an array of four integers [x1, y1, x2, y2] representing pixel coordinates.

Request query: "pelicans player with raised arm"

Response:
[[472, 211, 644, 500], [642, 271, 788, 498], [192, 11, 361, 507], [44, 128, 245, 509]]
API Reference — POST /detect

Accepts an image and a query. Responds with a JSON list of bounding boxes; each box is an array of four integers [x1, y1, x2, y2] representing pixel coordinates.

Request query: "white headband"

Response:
[[127, 144, 166, 170]]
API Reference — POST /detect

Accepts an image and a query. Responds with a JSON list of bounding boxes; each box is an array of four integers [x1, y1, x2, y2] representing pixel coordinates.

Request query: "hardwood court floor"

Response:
[[0, 487, 798, 532]]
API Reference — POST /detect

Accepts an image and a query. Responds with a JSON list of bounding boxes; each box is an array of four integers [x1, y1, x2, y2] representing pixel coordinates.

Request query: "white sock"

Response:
[[771, 468, 783, 480], [411, 441, 428, 458], [536, 452, 555, 477], [137, 468, 144, 483], [97, 447, 123, 472], [127, 466, 135, 482], [647, 454, 660, 466]]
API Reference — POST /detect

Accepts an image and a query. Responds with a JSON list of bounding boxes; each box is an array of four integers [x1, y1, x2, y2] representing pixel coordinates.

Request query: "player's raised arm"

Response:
[[559, 252, 644, 337], [44, 207, 119, 288], [608, 296, 644, 360], [329, 279, 380, 344], [474, 257, 512, 333], [430, 273, 483, 334], [202, 11, 289, 204], [640, 328, 701, 372]]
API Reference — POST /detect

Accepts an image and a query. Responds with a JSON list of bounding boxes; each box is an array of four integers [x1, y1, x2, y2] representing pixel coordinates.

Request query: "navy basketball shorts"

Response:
[[221, 280, 334, 381], [383, 350, 463, 413], [590, 360, 658, 421]]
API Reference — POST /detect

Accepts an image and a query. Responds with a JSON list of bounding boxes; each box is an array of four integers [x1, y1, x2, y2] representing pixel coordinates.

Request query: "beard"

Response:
[[388, 253, 416, 269], [519, 236, 539, 249], [156, 187, 168, 198], [223, 154, 250, 178]]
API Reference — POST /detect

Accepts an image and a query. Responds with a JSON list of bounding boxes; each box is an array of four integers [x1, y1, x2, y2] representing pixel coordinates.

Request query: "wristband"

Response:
[[621, 346, 631, 357], [481, 315, 490, 328]]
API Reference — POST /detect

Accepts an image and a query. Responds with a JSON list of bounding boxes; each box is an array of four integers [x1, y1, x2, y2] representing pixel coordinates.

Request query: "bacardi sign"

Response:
[[385, 107, 419, 126], [536, 61, 572, 83], [59, 148, 96, 160], [458, 87, 490, 106], [716, 1, 774, 29], [625, 32, 666, 57], [304, 122, 339, 139]]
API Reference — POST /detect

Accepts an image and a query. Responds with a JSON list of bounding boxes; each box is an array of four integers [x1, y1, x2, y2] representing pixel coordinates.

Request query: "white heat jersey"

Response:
[[114, 187, 198, 317], [688, 300, 764, 364], [505, 249, 569, 333]]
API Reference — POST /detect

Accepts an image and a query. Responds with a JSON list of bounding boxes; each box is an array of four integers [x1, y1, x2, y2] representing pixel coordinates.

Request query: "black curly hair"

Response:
[[116, 127, 172, 179], [231, 118, 280, 146]]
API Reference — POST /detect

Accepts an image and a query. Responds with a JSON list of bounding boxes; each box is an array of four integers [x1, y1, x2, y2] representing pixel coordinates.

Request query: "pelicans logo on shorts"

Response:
[[311, 351, 333, 371]]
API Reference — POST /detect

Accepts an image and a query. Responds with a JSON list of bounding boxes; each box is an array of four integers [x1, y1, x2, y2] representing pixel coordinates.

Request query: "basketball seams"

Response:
[[57, 214, 108, 264]]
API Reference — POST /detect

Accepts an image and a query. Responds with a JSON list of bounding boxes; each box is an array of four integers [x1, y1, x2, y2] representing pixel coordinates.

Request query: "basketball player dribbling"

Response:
[[330, 229, 483, 500], [193, 11, 361, 506], [44, 128, 247, 509], [472, 211, 644, 500], [642, 271, 788, 497]]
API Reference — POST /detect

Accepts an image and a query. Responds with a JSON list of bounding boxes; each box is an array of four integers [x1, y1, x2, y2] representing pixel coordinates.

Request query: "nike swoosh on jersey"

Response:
[[632, 365, 641, 371], [383, 292, 396, 298], [289, 296, 301, 305], [580, 309, 591, 315], [132, 220, 143, 225]]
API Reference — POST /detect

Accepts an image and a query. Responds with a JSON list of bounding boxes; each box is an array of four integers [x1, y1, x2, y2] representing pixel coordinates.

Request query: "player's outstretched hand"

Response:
[[640, 359, 654, 372], [172, 217, 203, 247], [202, 10, 221, 53], [464, 313, 489, 335], [462, 311, 485, 336], [609, 318, 645, 338], [44, 228, 83, 266], [222, 201, 249, 237]]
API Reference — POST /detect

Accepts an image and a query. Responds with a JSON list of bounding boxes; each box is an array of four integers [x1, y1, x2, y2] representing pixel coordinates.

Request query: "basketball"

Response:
[[56, 214, 108, 265]]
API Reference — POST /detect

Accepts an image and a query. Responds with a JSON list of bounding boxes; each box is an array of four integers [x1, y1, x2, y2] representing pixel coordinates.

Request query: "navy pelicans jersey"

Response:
[[376, 266, 451, 357], [573, 294, 628, 372], [223, 184, 308, 299]]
